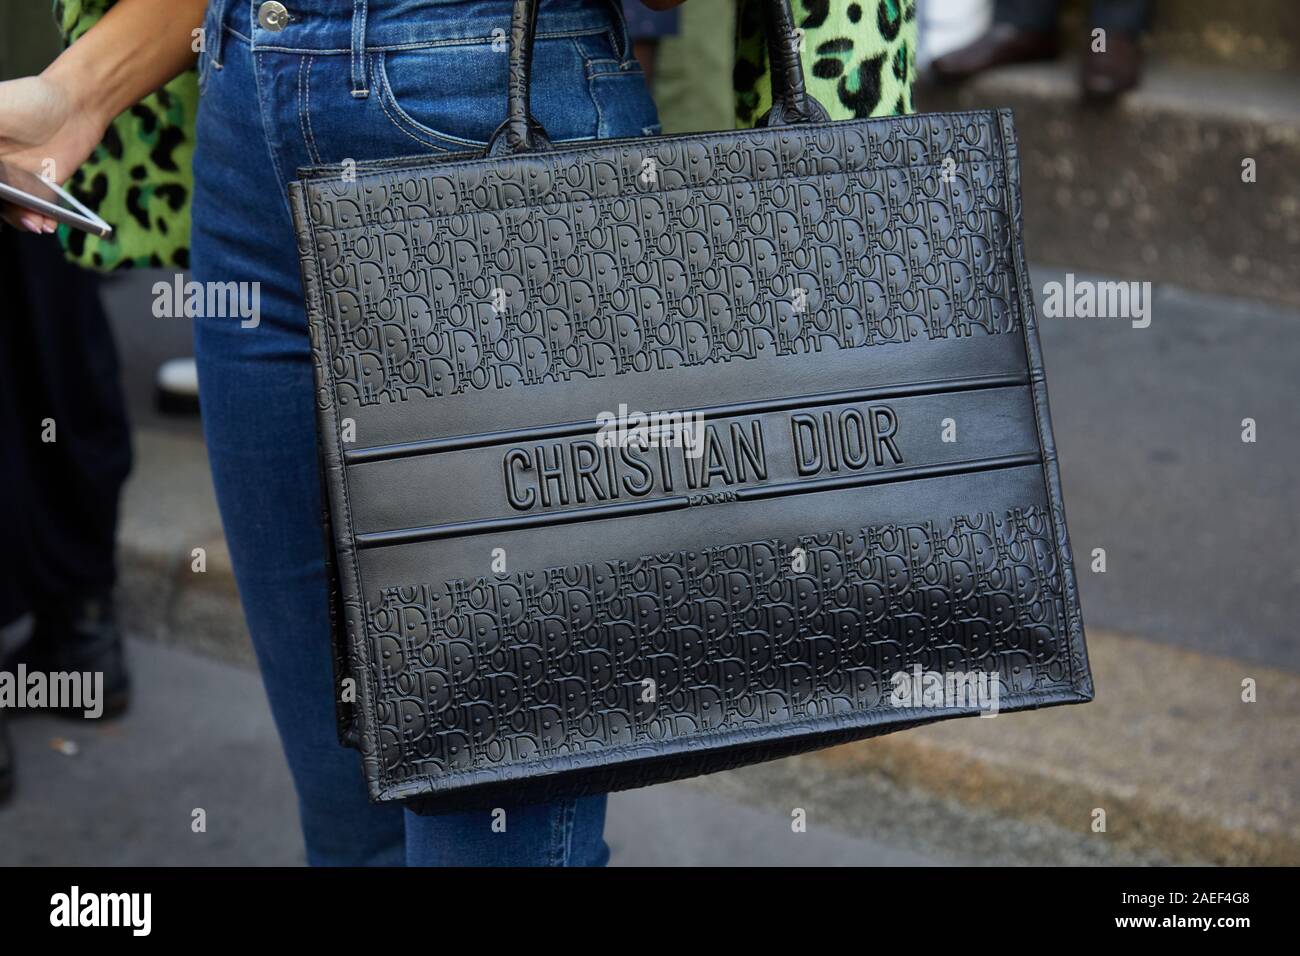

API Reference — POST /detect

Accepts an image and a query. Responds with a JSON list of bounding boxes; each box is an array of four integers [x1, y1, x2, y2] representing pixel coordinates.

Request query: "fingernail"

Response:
[[42, 221, 57, 234], [20, 215, 41, 232]]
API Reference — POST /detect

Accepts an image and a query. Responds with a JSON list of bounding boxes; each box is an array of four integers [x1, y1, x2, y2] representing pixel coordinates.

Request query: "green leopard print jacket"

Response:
[[735, 0, 916, 126], [55, 0, 197, 271], [56, 0, 914, 271]]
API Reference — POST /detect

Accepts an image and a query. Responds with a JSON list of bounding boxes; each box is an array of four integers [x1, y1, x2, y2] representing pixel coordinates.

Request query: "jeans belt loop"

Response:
[[350, 0, 370, 98]]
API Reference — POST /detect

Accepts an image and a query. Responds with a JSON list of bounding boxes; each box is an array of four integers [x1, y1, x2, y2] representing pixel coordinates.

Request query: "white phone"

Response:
[[0, 159, 113, 237]]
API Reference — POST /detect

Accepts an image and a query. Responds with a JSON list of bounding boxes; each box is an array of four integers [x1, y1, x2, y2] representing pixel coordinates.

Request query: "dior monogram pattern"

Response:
[[292, 108, 1092, 807], [305, 113, 1018, 406], [367, 507, 1072, 785]]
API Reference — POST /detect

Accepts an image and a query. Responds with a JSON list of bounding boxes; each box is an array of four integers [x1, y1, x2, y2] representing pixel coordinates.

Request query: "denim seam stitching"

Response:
[[298, 55, 319, 166], [376, 53, 487, 150], [196, 6, 215, 94], [250, 49, 293, 221], [549, 800, 574, 867], [547, 804, 561, 866], [306, 55, 323, 164], [197, 53, 211, 96], [296, 55, 306, 157], [570, 38, 605, 139], [605, 0, 632, 60], [562, 800, 577, 866], [374, 86, 446, 153]]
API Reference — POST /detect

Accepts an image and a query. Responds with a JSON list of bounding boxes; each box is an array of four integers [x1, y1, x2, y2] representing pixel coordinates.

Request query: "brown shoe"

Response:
[[1080, 30, 1143, 99], [930, 24, 1060, 83]]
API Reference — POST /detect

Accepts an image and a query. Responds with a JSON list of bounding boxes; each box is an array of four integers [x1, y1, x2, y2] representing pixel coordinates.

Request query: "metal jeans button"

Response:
[[257, 1, 289, 31]]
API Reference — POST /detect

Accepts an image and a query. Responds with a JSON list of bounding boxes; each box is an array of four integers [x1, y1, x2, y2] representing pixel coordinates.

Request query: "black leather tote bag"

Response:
[[289, 0, 1092, 812]]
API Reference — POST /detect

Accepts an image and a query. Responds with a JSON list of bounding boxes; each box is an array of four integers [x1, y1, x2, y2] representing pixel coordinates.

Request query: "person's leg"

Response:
[[929, 0, 1061, 84], [192, 313, 407, 865], [404, 796, 610, 866], [994, 0, 1063, 32], [0, 709, 11, 804], [0, 227, 34, 630], [0, 228, 132, 714], [191, 0, 657, 865], [0, 232, 129, 606], [366, 0, 655, 864], [1080, 0, 1149, 97], [1089, 0, 1153, 33], [189, 13, 405, 867]]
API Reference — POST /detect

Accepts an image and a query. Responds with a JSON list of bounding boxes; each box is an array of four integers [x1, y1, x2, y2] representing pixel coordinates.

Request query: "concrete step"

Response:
[[809, 628, 1300, 866], [1058, 0, 1299, 74], [917, 61, 1300, 308]]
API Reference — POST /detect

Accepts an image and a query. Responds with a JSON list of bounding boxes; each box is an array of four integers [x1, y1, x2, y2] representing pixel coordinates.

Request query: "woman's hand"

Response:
[[0, 73, 112, 233], [0, 0, 207, 233]]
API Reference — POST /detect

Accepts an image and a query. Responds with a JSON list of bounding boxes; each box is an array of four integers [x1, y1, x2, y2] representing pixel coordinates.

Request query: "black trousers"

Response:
[[995, 0, 1153, 33], [0, 229, 131, 626]]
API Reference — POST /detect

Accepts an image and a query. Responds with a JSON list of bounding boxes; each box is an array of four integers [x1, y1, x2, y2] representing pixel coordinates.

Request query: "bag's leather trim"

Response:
[[293, 186, 386, 782], [994, 108, 1093, 700]]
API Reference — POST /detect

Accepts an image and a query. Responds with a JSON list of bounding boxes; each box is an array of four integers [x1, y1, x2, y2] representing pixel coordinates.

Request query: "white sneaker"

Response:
[[155, 357, 200, 414]]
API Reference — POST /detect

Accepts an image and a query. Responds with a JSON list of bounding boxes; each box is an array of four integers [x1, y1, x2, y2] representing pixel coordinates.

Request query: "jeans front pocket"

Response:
[[373, 27, 654, 151], [572, 31, 661, 139], [373, 46, 494, 153]]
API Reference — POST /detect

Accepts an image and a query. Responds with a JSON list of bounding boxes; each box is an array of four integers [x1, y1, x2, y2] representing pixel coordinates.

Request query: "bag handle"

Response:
[[487, 0, 831, 156]]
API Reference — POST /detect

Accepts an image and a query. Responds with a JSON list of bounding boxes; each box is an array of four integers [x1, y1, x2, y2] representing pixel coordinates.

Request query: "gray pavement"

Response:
[[0, 638, 301, 865], [1035, 269, 1300, 670], [0, 639, 946, 866]]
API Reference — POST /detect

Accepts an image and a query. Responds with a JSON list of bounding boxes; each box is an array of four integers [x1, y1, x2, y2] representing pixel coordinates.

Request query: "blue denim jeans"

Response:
[[189, 0, 659, 865]]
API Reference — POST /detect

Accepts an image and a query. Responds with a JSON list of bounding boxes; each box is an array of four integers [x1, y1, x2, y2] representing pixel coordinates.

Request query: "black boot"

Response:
[[1, 593, 130, 720], [0, 710, 13, 804]]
